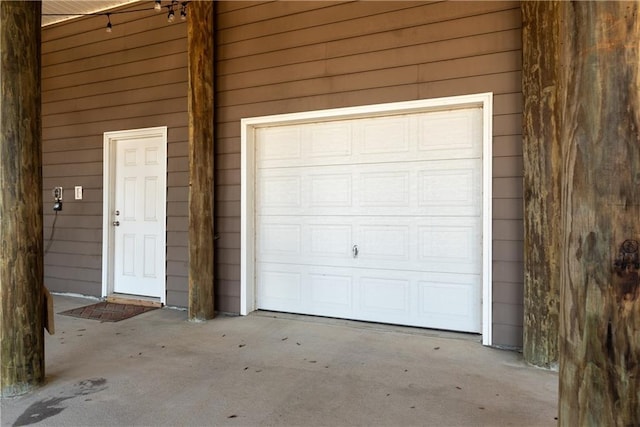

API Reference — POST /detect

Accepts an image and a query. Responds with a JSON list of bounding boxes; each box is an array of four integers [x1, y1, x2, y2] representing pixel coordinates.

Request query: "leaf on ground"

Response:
[[433, 347, 440, 350], [239, 344, 246, 348], [228, 415, 237, 419], [282, 337, 288, 341]]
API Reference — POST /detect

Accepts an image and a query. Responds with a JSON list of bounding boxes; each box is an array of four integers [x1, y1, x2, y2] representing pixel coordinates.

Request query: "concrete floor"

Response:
[[1, 295, 558, 426]]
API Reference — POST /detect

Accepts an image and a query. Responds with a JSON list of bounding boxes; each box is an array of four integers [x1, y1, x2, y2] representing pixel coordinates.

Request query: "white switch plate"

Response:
[[75, 186, 83, 200]]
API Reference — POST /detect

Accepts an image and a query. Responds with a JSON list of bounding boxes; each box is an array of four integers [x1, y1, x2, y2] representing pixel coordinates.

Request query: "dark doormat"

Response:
[[59, 302, 158, 322]]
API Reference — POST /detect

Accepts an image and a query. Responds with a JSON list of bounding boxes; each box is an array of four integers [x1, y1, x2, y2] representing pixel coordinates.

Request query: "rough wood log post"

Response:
[[0, 1, 44, 397], [187, 1, 215, 321], [559, 1, 640, 424], [521, 1, 561, 369]]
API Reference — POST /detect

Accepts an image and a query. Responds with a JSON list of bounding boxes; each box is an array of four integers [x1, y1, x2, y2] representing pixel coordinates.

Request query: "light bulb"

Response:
[[154, 1, 162, 11], [167, 10, 175, 22]]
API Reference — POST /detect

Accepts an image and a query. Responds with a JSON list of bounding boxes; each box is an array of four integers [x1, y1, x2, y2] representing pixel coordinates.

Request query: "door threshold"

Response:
[[107, 294, 163, 308]]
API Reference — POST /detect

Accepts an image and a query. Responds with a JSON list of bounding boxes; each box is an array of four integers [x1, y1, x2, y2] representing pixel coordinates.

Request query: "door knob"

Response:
[[113, 221, 120, 226], [352, 245, 359, 258]]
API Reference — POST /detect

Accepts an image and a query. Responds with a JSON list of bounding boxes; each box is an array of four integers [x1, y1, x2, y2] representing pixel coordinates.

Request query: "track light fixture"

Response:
[[180, 3, 187, 20], [154, 0, 162, 11], [105, 14, 112, 33], [167, 0, 177, 23]]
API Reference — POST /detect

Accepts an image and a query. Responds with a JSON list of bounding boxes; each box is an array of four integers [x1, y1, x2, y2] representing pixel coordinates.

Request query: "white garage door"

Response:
[[255, 107, 483, 333]]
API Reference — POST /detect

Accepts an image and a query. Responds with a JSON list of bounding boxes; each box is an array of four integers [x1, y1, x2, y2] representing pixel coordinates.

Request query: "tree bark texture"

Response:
[[522, 1, 562, 369], [187, 1, 215, 321], [559, 2, 640, 425], [0, 1, 44, 397]]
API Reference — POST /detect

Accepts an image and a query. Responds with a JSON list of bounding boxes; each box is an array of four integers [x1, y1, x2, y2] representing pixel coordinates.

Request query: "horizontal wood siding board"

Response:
[[216, 1, 271, 15], [44, 266, 101, 283], [218, 2, 337, 30], [43, 241, 101, 256], [44, 68, 187, 104], [166, 291, 188, 307], [493, 302, 524, 327], [44, 54, 187, 91], [43, 26, 187, 71], [494, 135, 523, 157], [43, 112, 187, 140], [44, 277, 101, 297], [218, 2, 514, 47], [219, 28, 521, 76], [42, 70, 187, 115], [493, 324, 523, 348], [218, 2, 421, 45], [493, 240, 524, 263], [219, 7, 519, 70], [42, 201, 102, 215], [218, 51, 519, 99], [44, 148, 102, 164], [217, 70, 520, 123], [42, 40, 185, 83]]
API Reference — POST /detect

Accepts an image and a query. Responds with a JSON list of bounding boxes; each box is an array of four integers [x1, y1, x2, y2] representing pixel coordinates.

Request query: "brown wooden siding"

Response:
[[41, 3, 189, 306], [215, 1, 523, 347]]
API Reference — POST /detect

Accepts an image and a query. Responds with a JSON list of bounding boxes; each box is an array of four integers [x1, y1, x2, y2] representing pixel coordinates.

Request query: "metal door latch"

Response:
[[352, 245, 359, 258], [113, 221, 120, 226]]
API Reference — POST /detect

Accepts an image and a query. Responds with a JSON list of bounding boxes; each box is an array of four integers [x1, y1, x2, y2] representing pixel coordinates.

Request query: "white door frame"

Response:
[[241, 93, 493, 345], [102, 126, 168, 304]]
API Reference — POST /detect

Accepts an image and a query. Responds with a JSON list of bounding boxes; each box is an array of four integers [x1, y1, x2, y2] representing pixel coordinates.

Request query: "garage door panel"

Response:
[[259, 175, 301, 208], [309, 273, 352, 309], [258, 269, 302, 308], [258, 160, 480, 217], [417, 220, 481, 271], [359, 171, 410, 207], [257, 109, 481, 169], [308, 224, 353, 258], [258, 216, 479, 275], [358, 116, 411, 155], [418, 108, 482, 156], [309, 174, 352, 207], [259, 223, 301, 255], [418, 275, 481, 333], [418, 167, 480, 213], [359, 225, 410, 261], [359, 276, 411, 315], [307, 121, 352, 159], [258, 127, 302, 162]]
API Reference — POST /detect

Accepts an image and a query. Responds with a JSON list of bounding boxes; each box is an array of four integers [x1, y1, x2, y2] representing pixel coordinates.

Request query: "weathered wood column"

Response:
[[0, 1, 44, 397], [558, 2, 640, 424], [187, 1, 215, 321], [521, 1, 561, 369]]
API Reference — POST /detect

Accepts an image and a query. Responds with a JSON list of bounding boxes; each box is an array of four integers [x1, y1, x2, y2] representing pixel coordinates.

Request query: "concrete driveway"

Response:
[[1, 295, 557, 426]]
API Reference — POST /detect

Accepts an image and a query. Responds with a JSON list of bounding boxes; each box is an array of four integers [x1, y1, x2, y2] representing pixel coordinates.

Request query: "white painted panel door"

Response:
[[113, 136, 166, 299], [256, 108, 483, 333]]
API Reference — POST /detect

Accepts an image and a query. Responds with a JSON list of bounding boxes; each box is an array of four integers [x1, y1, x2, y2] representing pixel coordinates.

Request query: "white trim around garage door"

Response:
[[241, 93, 493, 346]]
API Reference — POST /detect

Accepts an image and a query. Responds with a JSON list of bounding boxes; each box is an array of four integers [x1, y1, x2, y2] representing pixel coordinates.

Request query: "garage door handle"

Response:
[[352, 245, 359, 258]]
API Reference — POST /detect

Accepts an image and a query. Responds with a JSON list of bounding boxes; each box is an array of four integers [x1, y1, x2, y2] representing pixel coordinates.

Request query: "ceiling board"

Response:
[[41, 0, 141, 26]]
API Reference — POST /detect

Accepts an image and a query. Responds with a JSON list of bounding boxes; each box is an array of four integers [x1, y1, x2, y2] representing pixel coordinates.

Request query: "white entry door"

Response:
[[254, 108, 483, 333], [103, 127, 167, 302]]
